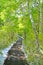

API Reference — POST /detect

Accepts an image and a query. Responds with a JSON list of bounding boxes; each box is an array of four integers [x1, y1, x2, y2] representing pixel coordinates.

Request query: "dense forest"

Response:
[[0, 0, 43, 65]]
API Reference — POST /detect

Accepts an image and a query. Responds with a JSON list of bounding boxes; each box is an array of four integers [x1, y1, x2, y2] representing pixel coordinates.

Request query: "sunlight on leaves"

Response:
[[0, 10, 5, 20], [18, 23, 24, 29]]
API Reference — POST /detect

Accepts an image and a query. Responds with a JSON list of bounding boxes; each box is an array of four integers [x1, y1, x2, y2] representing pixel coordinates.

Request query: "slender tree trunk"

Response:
[[27, 0, 40, 52], [39, 0, 42, 33]]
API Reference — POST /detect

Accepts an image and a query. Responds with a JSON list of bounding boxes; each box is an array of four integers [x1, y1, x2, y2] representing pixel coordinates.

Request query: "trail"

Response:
[[3, 37, 29, 65]]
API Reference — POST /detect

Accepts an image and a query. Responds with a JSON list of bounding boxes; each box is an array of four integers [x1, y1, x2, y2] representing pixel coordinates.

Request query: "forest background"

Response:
[[0, 0, 43, 65]]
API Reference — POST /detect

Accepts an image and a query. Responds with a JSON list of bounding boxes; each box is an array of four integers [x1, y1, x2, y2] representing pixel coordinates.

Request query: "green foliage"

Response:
[[0, 0, 43, 65]]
